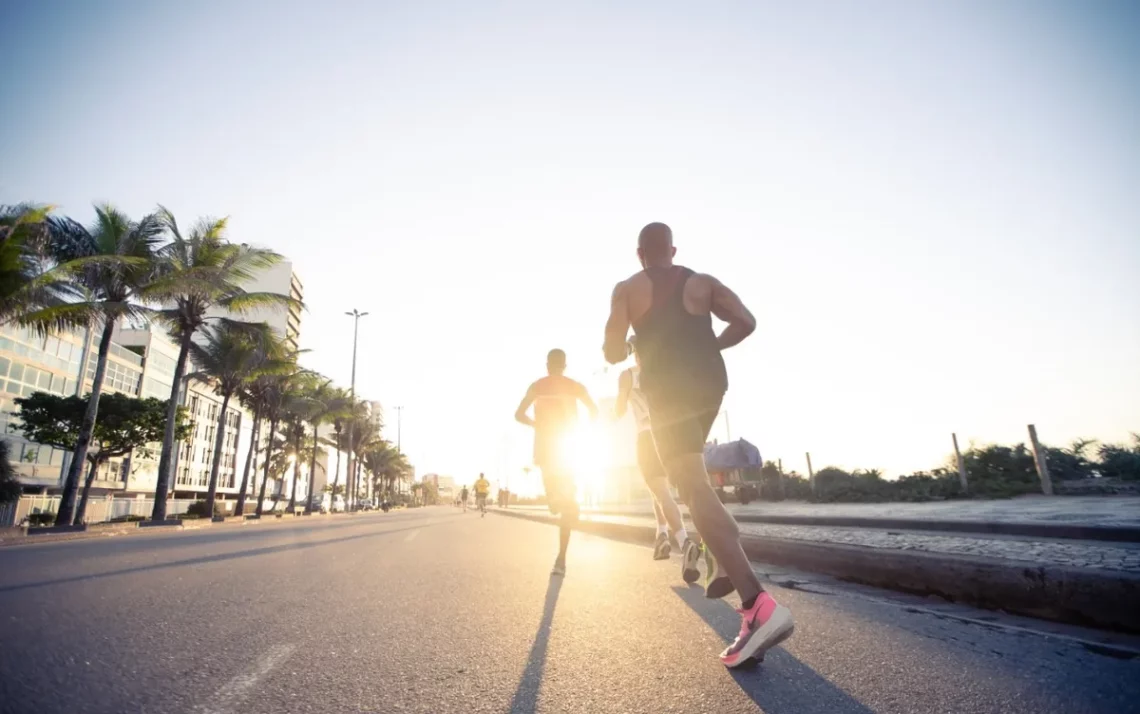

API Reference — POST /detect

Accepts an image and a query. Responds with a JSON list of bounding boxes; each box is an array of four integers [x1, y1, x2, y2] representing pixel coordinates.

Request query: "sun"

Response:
[[564, 421, 613, 505]]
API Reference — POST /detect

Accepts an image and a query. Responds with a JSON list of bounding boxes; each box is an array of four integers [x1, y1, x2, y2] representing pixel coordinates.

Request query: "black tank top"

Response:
[[631, 266, 728, 399]]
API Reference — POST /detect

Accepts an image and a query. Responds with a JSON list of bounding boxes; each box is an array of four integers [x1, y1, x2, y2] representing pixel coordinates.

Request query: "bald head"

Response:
[[637, 222, 675, 267]]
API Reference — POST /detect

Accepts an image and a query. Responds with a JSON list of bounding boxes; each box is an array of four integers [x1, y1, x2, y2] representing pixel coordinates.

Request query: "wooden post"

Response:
[[952, 433, 969, 493], [1027, 424, 1053, 496], [806, 452, 815, 496]]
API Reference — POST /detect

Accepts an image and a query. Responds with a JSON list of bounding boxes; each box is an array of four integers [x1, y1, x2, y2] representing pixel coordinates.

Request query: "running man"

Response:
[[514, 348, 599, 576], [459, 485, 469, 512], [614, 336, 697, 574], [474, 473, 491, 517], [602, 222, 794, 668]]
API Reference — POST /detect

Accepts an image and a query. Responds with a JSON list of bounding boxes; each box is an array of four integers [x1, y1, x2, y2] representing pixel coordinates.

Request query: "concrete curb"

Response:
[[493, 509, 1140, 633], [506, 506, 1140, 543]]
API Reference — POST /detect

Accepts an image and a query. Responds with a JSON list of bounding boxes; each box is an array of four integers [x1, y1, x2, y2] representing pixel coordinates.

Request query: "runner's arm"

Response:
[[603, 281, 632, 365], [709, 276, 756, 350], [577, 382, 599, 420], [514, 384, 537, 427], [614, 368, 632, 419]]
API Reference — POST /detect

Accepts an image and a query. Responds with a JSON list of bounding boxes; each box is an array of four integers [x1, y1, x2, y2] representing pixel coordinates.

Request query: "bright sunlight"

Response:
[[564, 421, 614, 505]]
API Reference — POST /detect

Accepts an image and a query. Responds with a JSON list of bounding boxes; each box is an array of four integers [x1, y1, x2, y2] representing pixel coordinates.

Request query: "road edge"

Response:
[[492, 508, 1140, 634]]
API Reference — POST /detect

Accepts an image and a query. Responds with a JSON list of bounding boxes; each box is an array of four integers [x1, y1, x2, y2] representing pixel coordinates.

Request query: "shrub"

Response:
[[1098, 437, 1140, 481], [26, 512, 56, 527], [185, 500, 224, 518], [109, 514, 146, 523]]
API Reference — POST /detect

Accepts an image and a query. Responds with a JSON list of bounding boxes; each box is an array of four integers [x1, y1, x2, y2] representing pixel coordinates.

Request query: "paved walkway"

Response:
[[509, 507, 1140, 574], [571, 495, 1140, 526]]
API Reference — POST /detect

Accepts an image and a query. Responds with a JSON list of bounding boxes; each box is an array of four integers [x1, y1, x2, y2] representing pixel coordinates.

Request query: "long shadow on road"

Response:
[[670, 585, 878, 714], [508, 576, 564, 714], [0, 523, 433, 594]]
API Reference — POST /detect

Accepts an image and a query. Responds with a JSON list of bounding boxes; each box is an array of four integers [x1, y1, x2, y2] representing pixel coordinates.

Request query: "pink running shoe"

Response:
[[719, 592, 795, 668]]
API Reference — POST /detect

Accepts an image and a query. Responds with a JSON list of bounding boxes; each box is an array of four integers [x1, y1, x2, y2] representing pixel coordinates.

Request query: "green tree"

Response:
[[0, 441, 20, 504], [14, 392, 188, 523], [188, 321, 284, 518], [300, 381, 351, 514], [18, 206, 165, 526], [0, 203, 59, 324], [364, 440, 412, 500], [253, 365, 302, 516], [146, 208, 299, 521]]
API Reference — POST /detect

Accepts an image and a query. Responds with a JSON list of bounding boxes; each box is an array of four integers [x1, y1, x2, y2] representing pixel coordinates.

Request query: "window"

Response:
[[23, 366, 39, 386], [0, 357, 8, 376], [5, 382, 20, 395], [9, 364, 23, 382], [37, 372, 52, 389]]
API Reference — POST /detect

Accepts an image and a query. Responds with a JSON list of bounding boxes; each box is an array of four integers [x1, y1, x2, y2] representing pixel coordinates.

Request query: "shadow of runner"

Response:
[[508, 576, 564, 714], [670, 585, 878, 714]]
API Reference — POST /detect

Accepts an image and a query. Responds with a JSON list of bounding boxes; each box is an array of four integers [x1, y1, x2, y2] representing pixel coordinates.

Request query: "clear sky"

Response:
[[3, 0, 1138, 487]]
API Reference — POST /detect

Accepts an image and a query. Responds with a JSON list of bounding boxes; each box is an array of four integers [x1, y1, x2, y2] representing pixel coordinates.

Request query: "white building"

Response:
[[207, 260, 303, 354]]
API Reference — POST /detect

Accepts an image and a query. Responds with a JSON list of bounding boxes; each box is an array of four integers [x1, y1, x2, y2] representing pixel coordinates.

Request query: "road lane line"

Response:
[[196, 643, 296, 714], [405, 529, 419, 542]]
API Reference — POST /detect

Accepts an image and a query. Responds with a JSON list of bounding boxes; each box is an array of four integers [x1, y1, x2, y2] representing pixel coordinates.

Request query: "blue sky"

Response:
[[2, 0, 1138, 486]]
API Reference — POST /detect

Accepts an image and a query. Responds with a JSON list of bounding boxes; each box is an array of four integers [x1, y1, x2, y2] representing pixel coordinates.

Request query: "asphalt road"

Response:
[[0, 508, 1138, 714]]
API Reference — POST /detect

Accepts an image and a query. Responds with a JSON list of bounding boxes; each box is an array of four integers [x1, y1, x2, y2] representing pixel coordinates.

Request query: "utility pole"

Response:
[[344, 309, 368, 510], [396, 406, 403, 452]]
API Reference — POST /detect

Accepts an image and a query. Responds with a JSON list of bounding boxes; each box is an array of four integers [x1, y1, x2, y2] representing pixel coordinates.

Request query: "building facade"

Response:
[[206, 260, 303, 353]]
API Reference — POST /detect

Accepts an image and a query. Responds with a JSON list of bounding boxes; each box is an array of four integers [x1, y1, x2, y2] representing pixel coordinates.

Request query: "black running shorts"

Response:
[[646, 390, 724, 463]]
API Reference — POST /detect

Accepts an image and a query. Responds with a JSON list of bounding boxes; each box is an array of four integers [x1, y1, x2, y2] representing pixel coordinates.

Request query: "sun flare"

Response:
[[564, 421, 613, 505]]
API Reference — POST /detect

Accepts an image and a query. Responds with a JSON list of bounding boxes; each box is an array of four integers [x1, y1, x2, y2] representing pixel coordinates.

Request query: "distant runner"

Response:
[[602, 222, 794, 668], [614, 336, 696, 573], [474, 473, 491, 517], [515, 348, 598, 576], [460, 485, 469, 513]]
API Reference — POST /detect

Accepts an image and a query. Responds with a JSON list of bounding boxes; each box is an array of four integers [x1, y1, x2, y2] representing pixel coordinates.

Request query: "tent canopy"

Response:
[[703, 438, 761, 471]]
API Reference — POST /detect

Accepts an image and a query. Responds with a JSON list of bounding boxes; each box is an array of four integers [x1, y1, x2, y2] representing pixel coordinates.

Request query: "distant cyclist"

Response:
[[474, 473, 491, 517], [460, 485, 469, 512]]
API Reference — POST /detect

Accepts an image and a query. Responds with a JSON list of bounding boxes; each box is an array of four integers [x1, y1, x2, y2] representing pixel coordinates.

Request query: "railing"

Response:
[[0, 495, 201, 527]]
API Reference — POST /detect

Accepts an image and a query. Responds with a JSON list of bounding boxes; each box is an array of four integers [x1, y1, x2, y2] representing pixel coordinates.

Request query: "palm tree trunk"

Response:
[[203, 391, 232, 519], [287, 424, 302, 511], [331, 428, 342, 508], [256, 417, 278, 517], [305, 423, 320, 514], [152, 330, 192, 521], [73, 458, 100, 524], [345, 433, 355, 511], [235, 407, 261, 516], [57, 319, 115, 526]]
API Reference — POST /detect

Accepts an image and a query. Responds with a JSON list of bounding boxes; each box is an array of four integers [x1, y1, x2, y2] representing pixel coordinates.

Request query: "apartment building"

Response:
[[206, 260, 303, 354]]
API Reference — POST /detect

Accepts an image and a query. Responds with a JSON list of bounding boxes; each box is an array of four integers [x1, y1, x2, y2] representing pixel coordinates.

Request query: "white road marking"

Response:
[[405, 529, 420, 542], [195, 643, 296, 714]]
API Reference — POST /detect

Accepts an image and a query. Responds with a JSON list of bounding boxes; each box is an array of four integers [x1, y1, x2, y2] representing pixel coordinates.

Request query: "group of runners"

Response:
[[512, 222, 795, 668], [456, 474, 492, 516]]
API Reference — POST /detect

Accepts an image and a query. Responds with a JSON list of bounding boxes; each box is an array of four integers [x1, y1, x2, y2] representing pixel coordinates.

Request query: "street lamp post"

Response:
[[345, 309, 368, 509], [395, 405, 403, 452]]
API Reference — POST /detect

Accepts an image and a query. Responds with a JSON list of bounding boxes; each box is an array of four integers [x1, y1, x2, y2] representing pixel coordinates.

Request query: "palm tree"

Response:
[[281, 385, 314, 512], [19, 205, 165, 525], [235, 373, 273, 516], [188, 321, 281, 518], [147, 208, 299, 521], [339, 400, 371, 510], [0, 203, 57, 324], [255, 368, 295, 517], [301, 381, 351, 514]]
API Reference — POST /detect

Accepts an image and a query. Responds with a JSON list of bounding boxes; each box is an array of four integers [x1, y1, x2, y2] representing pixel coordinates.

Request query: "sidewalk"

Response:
[[531, 509, 1140, 574], [533, 495, 1140, 543]]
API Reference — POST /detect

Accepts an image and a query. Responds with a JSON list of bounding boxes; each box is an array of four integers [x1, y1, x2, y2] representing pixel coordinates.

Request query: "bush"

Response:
[[185, 500, 224, 518], [109, 514, 146, 523], [26, 512, 56, 527], [1098, 438, 1140, 481]]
